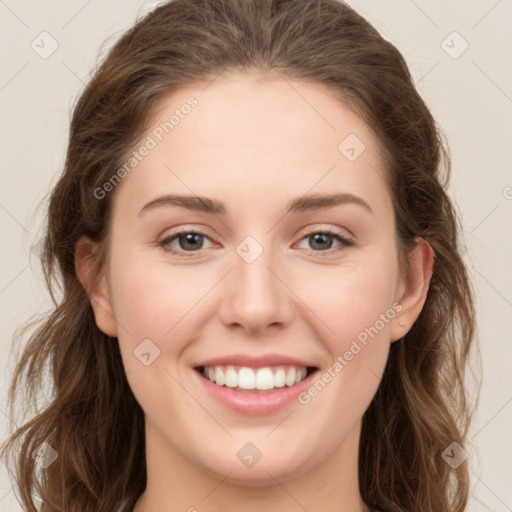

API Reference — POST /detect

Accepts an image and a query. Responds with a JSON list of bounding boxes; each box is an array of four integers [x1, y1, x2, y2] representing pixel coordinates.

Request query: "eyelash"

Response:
[[157, 228, 355, 258]]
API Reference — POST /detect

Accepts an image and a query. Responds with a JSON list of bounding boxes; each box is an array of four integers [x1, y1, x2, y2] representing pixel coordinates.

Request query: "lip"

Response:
[[192, 365, 319, 415], [193, 353, 317, 369]]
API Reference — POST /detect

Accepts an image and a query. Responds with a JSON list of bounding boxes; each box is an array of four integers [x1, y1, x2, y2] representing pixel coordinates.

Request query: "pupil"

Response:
[[310, 233, 332, 251], [181, 233, 202, 250]]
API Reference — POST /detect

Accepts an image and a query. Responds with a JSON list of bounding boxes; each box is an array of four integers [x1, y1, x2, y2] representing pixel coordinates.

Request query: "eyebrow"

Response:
[[138, 192, 373, 217]]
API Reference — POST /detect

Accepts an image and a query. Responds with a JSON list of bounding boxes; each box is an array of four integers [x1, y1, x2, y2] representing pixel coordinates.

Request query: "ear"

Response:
[[75, 236, 118, 337], [390, 237, 434, 343]]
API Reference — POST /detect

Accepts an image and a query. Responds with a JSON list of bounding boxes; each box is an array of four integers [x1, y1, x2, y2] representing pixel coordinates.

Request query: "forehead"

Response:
[[112, 72, 393, 221]]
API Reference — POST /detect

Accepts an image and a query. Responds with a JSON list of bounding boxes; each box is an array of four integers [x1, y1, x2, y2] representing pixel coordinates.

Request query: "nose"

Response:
[[217, 241, 295, 336]]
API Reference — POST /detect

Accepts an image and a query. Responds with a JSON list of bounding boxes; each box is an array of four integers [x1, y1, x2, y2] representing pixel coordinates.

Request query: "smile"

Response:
[[197, 364, 315, 393], [193, 364, 319, 415]]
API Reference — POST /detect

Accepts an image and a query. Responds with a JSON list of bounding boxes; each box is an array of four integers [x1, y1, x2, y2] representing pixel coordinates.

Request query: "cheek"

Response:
[[107, 252, 210, 408], [109, 248, 208, 340], [294, 268, 396, 431], [302, 249, 398, 341], [296, 246, 398, 397]]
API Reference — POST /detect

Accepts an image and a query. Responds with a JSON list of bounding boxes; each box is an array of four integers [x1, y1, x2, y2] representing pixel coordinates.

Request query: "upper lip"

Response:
[[193, 353, 319, 369]]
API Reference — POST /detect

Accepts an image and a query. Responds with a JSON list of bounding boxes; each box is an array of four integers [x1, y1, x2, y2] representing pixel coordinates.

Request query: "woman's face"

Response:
[[84, 72, 427, 486]]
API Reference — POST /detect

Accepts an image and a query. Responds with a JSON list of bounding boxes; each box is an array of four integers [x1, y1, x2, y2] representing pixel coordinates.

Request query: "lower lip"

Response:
[[193, 368, 318, 415]]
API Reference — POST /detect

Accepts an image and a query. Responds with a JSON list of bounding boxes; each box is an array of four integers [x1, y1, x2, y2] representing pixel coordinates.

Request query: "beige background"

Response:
[[1, 0, 511, 510]]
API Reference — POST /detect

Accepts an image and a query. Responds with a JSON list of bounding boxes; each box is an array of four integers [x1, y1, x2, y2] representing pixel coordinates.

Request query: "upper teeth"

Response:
[[202, 365, 308, 390]]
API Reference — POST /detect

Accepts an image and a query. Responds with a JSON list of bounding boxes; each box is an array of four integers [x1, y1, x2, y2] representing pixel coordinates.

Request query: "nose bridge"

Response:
[[219, 234, 293, 334]]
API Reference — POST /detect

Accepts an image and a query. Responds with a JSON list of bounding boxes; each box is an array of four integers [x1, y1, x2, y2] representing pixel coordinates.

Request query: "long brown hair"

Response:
[[1, 1, 479, 510]]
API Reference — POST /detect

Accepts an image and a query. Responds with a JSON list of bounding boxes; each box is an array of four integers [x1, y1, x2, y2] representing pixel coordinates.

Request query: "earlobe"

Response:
[[75, 236, 118, 338], [390, 237, 434, 342]]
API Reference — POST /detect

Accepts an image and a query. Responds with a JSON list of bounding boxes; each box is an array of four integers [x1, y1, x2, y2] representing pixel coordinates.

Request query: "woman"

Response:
[[1, 0, 478, 511]]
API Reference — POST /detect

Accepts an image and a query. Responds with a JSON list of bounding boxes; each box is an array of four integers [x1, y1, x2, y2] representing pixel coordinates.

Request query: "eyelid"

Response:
[[295, 223, 354, 242]]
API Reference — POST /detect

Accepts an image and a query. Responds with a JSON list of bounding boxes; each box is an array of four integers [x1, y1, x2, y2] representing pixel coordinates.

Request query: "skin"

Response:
[[76, 71, 433, 512]]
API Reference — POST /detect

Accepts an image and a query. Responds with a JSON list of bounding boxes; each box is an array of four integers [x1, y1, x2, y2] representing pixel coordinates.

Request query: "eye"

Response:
[[296, 229, 354, 256], [158, 229, 214, 256], [157, 228, 354, 257]]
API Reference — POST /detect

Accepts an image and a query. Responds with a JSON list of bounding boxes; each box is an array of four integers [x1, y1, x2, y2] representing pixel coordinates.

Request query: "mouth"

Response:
[[193, 364, 319, 394]]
